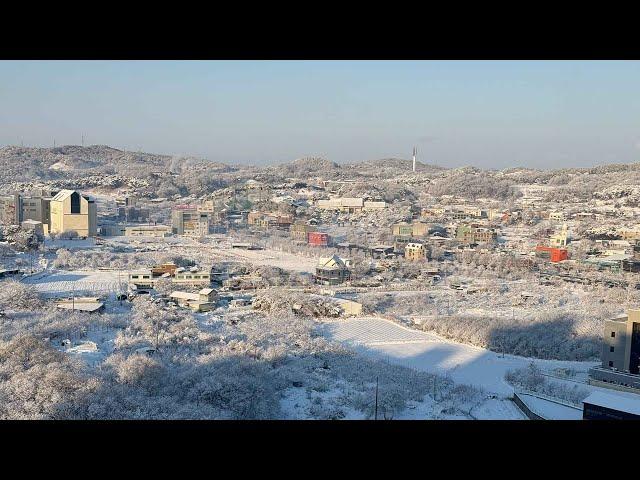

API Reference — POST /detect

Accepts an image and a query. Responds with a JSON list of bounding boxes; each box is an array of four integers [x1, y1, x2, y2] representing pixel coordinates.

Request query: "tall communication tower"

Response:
[[412, 146, 417, 172]]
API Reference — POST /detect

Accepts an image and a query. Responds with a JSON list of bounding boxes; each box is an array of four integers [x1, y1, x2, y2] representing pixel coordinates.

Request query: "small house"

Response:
[[169, 288, 218, 312], [315, 254, 351, 285]]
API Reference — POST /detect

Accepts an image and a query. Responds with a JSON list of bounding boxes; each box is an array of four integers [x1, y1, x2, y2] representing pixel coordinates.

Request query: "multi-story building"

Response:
[[1, 191, 56, 227], [20, 195, 49, 225], [128, 269, 155, 289], [169, 288, 218, 312], [404, 242, 427, 261], [49, 190, 97, 237], [116, 196, 137, 208], [535, 246, 569, 262], [290, 222, 316, 243], [620, 228, 640, 241], [316, 198, 364, 213], [456, 224, 497, 244], [550, 224, 569, 247], [308, 231, 330, 247], [548, 211, 565, 222], [392, 222, 429, 238], [172, 205, 210, 236], [589, 310, 640, 391], [0, 194, 21, 225], [173, 267, 212, 286], [247, 211, 293, 230], [151, 263, 179, 277], [315, 255, 351, 285], [486, 209, 504, 221], [118, 206, 150, 223], [129, 266, 212, 289], [125, 225, 172, 237], [421, 207, 446, 218]]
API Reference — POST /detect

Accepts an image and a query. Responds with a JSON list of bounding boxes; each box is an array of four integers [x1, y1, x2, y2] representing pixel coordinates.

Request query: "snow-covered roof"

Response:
[[198, 288, 215, 295], [56, 302, 104, 312], [318, 254, 348, 269], [582, 391, 640, 416], [52, 189, 75, 201], [170, 291, 199, 301], [51, 189, 93, 202]]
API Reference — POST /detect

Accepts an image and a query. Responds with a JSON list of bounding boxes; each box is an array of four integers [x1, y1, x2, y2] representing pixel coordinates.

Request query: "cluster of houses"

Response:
[[315, 197, 386, 213]]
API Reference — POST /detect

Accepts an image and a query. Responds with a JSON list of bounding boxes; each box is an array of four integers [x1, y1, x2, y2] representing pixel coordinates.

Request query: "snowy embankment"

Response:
[[320, 317, 598, 401], [515, 393, 583, 420]]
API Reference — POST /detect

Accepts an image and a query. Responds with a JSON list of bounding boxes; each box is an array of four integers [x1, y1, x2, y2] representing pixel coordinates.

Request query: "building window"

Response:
[[610, 346, 615, 352], [609, 361, 614, 367], [70, 192, 81, 214], [611, 332, 616, 338]]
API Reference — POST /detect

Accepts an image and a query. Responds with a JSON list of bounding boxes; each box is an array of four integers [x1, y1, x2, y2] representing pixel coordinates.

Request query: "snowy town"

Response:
[[2, 144, 640, 420]]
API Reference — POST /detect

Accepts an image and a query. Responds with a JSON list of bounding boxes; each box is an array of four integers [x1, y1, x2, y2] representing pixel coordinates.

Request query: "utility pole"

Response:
[[82, 134, 85, 147], [118, 271, 122, 305], [374, 376, 379, 420], [433, 376, 437, 401]]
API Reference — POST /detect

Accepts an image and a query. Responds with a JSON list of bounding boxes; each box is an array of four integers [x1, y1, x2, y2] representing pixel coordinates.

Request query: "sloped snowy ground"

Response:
[[320, 316, 599, 418]]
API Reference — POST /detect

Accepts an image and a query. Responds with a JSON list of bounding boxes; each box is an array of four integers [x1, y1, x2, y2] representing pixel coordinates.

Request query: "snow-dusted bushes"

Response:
[[0, 335, 99, 419], [361, 288, 607, 361], [418, 311, 601, 361], [0, 281, 489, 419], [52, 248, 149, 270], [0, 279, 43, 310], [505, 363, 590, 405], [252, 289, 342, 318]]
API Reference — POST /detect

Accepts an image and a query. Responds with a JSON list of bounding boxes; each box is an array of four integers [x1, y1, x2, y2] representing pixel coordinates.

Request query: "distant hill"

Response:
[[342, 158, 447, 178], [265, 156, 341, 179], [0, 145, 235, 184]]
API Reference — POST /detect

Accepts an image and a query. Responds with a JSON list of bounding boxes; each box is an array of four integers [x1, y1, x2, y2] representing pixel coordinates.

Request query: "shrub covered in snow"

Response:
[[0, 280, 43, 310], [505, 363, 590, 405]]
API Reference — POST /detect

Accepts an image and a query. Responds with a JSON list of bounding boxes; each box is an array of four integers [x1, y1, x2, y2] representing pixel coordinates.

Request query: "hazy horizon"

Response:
[[1, 60, 639, 170]]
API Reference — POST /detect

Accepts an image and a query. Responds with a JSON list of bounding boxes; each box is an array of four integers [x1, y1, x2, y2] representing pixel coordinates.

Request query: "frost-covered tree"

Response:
[[0, 280, 43, 310]]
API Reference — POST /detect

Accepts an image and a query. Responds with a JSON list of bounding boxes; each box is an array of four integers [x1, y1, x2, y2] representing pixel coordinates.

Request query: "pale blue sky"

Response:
[[1, 60, 639, 169]]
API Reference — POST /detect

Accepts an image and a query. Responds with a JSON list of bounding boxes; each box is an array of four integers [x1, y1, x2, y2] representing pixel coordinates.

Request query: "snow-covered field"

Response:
[[103, 235, 319, 274], [23, 269, 127, 297], [205, 245, 318, 273], [321, 316, 601, 419]]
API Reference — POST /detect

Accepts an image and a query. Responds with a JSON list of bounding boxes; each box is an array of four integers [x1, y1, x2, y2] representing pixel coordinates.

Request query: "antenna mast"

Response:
[[412, 146, 417, 173]]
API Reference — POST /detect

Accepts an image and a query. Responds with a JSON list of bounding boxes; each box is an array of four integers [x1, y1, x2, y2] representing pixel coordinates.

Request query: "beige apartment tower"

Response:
[[49, 190, 97, 237], [589, 309, 640, 391]]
